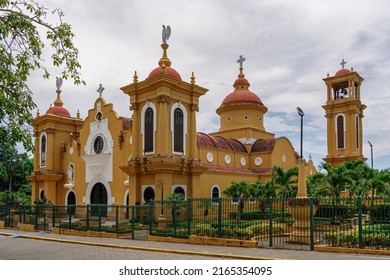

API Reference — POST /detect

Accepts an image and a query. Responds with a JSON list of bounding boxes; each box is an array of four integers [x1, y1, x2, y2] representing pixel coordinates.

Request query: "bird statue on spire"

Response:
[[162, 25, 171, 44]]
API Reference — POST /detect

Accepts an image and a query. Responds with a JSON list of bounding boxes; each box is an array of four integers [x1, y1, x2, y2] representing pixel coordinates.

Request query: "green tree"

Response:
[[223, 181, 251, 224], [0, 146, 33, 192], [249, 181, 276, 212], [271, 166, 298, 222], [0, 0, 85, 151]]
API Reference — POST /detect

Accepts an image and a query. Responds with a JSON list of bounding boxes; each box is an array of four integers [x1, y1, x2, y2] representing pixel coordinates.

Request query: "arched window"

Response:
[[144, 107, 154, 153], [143, 186, 155, 204], [173, 186, 185, 196], [211, 186, 220, 202], [336, 115, 345, 149], [355, 115, 359, 149], [40, 133, 47, 167], [171, 102, 187, 155], [173, 108, 184, 153]]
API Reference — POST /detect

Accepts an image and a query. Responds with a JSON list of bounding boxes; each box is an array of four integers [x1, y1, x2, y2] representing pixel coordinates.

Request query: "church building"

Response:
[[28, 29, 366, 207]]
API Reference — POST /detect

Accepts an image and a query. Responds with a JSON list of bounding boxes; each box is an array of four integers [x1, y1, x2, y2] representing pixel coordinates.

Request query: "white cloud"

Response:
[[24, 0, 390, 169]]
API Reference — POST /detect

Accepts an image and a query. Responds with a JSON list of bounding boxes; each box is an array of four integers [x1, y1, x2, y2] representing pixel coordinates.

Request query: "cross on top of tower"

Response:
[[340, 58, 347, 69], [237, 55, 245, 69]]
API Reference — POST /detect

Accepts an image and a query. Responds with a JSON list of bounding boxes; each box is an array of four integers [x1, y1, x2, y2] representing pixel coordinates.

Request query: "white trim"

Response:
[[355, 114, 359, 149], [210, 185, 221, 199], [141, 102, 157, 155], [39, 132, 47, 168], [85, 176, 113, 205], [335, 113, 346, 150], [172, 184, 187, 199], [39, 188, 45, 201], [170, 102, 187, 156], [142, 185, 156, 204], [124, 189, 129, 205], [65, 190, 77, 205]]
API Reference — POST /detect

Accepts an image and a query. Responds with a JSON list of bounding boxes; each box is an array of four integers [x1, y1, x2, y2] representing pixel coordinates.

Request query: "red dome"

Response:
[[222, 90, 263, 105], [148, 66, 182, 80], [47, 106, 71, 117], [335, 68, 350, 76]]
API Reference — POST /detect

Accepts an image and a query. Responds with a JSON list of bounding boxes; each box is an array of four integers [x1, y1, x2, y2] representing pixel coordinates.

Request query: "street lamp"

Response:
[[157, 179, 165, 215], [368, 141, 373, 169], [296, 107, 305, 159]]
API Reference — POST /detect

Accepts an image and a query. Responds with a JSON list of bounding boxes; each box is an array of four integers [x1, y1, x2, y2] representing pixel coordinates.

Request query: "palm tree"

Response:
[[342, 160, 367, 200], [223, 181, 251, 224], [271, 166, 298, 222], [249, 181, 276, 212], [312, 162, 354, 224], [356, 168, 390, 223]]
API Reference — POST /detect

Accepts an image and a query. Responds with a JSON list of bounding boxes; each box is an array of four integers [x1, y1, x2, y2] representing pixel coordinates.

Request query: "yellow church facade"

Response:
[[28, 31, 366, 208]]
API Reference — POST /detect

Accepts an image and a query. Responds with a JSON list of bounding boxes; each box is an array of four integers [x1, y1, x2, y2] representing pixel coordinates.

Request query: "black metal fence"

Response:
[[1, 197, 390, 250]]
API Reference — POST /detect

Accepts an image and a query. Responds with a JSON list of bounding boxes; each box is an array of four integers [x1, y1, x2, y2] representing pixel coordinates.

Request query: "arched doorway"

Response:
[[90, 182, 108, 217], [67, 191, 76, 215]]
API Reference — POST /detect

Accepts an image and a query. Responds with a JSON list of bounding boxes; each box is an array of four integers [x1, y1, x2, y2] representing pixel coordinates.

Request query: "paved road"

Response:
[[0, 234, 219, 260], [1, 229, 390, 260]]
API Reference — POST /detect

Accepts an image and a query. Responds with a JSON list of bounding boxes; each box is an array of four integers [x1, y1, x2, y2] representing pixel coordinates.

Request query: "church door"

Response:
[[90, 182, 108, 217], [67, 191, 76, 215]]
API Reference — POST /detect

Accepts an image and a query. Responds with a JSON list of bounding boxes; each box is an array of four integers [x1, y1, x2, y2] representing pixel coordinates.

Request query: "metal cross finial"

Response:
[[237, 55, 245, 69], [97, 84, 105, 98], [340, 58, 347, 69]]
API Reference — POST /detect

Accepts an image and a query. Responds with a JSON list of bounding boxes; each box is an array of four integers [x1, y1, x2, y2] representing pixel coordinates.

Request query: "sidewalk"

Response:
[[0, 228, 389, 260]]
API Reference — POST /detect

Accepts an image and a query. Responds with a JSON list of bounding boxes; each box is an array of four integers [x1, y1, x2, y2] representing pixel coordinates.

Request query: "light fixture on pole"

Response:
[[157, 179, 165, 215], [296, 107, 305, 159], [368, 141, 373, 170]]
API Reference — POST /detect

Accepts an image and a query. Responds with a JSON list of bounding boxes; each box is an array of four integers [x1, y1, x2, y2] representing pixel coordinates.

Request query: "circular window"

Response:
[[240, 157, 246, 166], [255, 157, 263, 166], [244, 115, 248, 120], [224, 155, 231, 165], [282, 155, 287, 163], [227, 117, 231, 121], [207, 152, 214, 163], [93, 136, 104, 154], [143, 187, 155, 203]]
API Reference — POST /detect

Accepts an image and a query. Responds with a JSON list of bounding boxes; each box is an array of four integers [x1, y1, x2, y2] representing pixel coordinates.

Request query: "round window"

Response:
[[143, 187, 155, 203], [93, 136, 104, 154]]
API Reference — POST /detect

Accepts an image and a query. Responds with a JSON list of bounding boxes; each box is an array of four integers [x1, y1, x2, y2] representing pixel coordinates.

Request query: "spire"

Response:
[[237, 55, 246, 78], [233, 55, 250, 90], [158, 43, 172, 67], [54, 77, 63, 107]]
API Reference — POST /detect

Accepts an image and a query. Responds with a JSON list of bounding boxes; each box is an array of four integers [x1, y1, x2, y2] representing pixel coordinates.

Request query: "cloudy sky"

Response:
[[28, 0, 390, 170]]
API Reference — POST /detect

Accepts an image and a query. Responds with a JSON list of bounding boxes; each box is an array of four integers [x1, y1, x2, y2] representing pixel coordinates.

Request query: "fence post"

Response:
[[131, 206, 135, 240], [52, 205, 56, 230], [358, 197, 363, 248], [116, 206, 119, 236], [269, 198, 273, 247], [173, 200, 177, 238], [35, 205, 39, 230], [86, 205, 90, 230], [98, 205, 102, 231], [187, 198, 191, 238], [149, 201, 153, 235], [218, 198, 222, 238], [310, 198, 314, 251]]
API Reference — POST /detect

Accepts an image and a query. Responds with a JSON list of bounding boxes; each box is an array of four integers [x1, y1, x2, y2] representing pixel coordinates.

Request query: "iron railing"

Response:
[[1, 197, 390, 250]]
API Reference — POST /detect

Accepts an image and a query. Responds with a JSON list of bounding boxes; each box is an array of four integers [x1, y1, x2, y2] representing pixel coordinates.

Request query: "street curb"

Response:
[[0, 231, 280, 260]]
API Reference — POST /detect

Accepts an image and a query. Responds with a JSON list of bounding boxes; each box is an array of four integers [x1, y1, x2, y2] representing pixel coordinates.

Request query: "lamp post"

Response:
[[296, 107, 305, 158], [157, 179, 165, 215], [368, 141, 373, 170]]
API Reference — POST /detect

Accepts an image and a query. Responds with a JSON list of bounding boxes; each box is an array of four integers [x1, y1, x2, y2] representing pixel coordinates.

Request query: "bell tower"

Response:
[[322, 59, 367, 166]]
